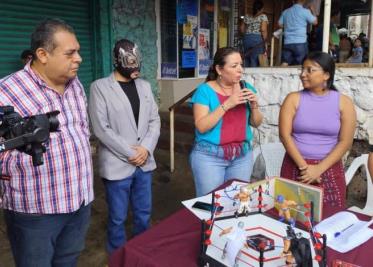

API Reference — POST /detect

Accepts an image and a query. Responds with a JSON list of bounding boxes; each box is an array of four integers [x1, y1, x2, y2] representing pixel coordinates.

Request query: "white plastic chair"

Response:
[[345, 154, 373, 216], [253, 142, 286, 178]]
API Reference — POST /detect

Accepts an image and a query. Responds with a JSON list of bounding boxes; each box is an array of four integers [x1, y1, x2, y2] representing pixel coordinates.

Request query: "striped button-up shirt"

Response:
[[0, 63, 93, 214]]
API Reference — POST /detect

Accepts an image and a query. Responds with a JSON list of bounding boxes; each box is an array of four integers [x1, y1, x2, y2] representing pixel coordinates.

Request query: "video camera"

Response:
[[0, 106, 60, 166]]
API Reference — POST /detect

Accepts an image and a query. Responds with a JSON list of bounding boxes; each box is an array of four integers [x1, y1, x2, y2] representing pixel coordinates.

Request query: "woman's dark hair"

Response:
[[205, 47, 241, 82], [303, 51, 337, 90], [253, 0, 264, 16]]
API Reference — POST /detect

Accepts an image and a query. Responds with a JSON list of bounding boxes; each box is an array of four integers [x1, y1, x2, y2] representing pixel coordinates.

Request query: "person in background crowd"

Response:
[[189, 47, 263, 197], [240, 0, 268, 67], [278, 0, 317, 66], [279, 52, 356, 217], [89, 39, 160, 253], [0, 18, 93, 267], [358, 32, 369, 63], [339, 33, 352, 63], [20, 49, 33, 65], [347, 38, 363, 63]]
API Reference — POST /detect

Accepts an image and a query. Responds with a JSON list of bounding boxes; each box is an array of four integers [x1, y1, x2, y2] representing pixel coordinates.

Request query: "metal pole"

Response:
[[369, 0, 373, 67], [170, 109, 175, 173], [322, 0, 331, 53], [213, 0, 218, 54]]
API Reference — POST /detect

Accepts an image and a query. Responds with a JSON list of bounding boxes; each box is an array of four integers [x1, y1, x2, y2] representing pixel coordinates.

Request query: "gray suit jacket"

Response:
[[89, 73, 160, 180]]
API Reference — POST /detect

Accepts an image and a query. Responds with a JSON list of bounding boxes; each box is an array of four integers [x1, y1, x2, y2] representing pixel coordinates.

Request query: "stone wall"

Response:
[[243, 67, 373, 145], [112, 0, 159, 101]]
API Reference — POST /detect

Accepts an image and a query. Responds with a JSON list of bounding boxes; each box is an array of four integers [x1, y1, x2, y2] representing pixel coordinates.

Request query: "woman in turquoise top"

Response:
[[190, 47, 263, 197]]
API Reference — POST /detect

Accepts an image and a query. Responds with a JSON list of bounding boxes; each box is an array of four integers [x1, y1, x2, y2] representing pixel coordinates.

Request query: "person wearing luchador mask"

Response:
[[89, 39, 160, 253]]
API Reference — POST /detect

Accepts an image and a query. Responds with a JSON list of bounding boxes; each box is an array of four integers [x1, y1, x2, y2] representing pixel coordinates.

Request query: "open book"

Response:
[[314, 211, 373, 253]]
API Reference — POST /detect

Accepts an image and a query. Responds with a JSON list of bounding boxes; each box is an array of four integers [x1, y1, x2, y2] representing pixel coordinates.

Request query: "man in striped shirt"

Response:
[[0, 18, 93, 267]]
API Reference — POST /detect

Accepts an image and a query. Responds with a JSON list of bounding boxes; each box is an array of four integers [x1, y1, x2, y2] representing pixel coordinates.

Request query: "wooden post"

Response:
[[170, 109, 175, 173]]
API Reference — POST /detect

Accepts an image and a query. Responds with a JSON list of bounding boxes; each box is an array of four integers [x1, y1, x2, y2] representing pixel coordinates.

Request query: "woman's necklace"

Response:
[[216, 80, 232, 96]]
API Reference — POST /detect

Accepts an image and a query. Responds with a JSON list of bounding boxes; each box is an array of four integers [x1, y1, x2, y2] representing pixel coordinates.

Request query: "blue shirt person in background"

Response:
[[347, 39, 363, 63], [278, 0, 317, 66]]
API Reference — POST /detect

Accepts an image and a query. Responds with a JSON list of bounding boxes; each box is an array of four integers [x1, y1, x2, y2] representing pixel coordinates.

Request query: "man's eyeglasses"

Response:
[[300, 67, 323, 74]]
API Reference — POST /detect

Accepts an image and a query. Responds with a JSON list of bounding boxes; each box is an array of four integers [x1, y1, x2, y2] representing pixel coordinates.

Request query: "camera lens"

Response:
[[47, 111, 60, 132]]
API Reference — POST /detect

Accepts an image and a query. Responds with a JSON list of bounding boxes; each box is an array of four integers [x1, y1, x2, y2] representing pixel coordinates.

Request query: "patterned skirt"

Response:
[[280, 153, 346, 218]]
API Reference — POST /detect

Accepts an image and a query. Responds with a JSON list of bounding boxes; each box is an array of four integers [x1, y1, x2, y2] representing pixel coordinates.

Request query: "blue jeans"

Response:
[[4, 203, 91, 267], [243, 33, 264, 67], [190, 144, 254, 197], [281, 42, 308, 65], [103, 168, 152, 253]]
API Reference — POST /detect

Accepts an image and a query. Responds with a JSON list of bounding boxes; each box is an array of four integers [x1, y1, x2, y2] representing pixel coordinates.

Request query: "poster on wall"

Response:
[[198, 27, 212, 75], [199, 59, 212, 76], [348, 14, 370, 38], [182, 50, 196, 68], [177, 0, 198, 24], [183, 15, 197, 49], [198, 28, 210, 60], [161, 62, 177, 78]]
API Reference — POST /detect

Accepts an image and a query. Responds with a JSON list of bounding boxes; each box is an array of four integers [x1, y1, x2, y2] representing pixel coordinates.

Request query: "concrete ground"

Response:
[[0, 141, 368, 267]]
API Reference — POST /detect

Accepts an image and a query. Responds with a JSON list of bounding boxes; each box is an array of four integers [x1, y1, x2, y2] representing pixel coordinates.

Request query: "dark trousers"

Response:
[[103, 168, 152, 253], [4, 203, 91, 267], [281, 42, 308, 65]]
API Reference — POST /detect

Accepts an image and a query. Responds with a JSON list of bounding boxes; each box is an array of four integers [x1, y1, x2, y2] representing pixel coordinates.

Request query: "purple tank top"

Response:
[[292, 89, 341, 160]]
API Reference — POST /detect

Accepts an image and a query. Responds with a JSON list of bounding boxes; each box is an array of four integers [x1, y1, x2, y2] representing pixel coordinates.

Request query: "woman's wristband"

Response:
[[221, 103, 228, 112], [369, 144, 373, 152]]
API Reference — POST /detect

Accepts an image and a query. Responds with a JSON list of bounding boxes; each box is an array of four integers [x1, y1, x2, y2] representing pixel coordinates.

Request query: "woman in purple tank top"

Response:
[[279, 52, 356, 218]]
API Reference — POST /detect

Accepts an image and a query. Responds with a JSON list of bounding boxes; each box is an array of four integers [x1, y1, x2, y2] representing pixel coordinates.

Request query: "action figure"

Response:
[[220, 221, 248, 267], [234, 186, 251, 217], [276, 195, 298, 227], [282, 233, 295, 266], [282, 225, 313, 267]]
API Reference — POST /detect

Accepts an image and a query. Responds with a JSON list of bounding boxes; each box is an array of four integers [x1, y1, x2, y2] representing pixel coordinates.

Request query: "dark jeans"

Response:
[[281, 42, 308, 65], [103, 168, 152, 253], [243, 33, 264, 67], [4, 203, 91, 267]]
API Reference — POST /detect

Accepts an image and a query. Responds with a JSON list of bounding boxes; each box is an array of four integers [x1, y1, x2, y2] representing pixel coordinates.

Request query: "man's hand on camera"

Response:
[[129, 145, 149, 166]]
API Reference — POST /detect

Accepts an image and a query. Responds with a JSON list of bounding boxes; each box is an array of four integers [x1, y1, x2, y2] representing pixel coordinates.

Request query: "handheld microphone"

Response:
[[239, 80, 246, 90], [239, 80, 250, 108]]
